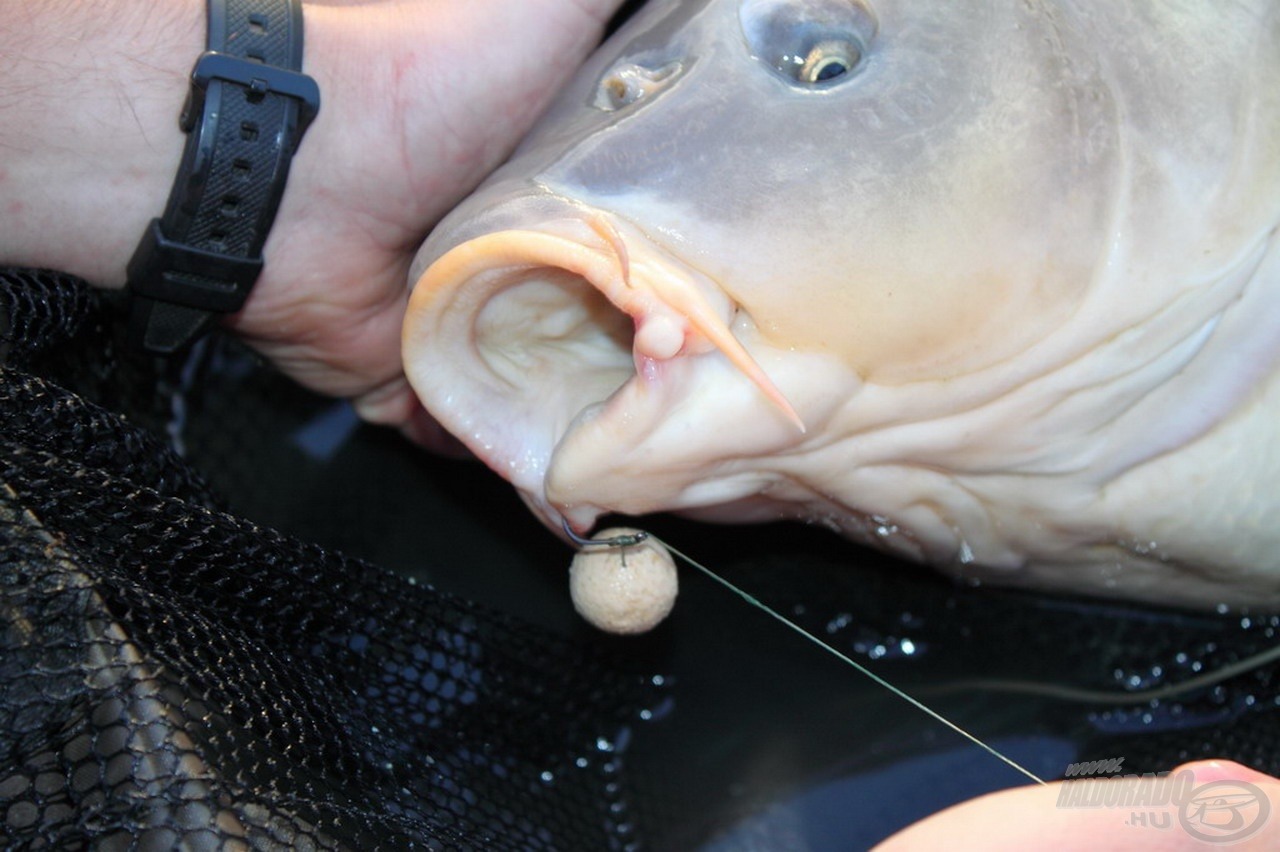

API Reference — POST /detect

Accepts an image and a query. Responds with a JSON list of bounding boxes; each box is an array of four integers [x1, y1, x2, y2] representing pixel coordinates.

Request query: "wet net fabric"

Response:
[[0, 269, 654, 849]]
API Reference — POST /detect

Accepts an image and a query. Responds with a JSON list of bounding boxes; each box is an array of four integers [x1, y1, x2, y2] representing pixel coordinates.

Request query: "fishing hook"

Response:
[[561, 517, 650, 549]]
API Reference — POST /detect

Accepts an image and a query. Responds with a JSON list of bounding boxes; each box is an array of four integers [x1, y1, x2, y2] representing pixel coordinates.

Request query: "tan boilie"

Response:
[[569, 528, 677, 634]]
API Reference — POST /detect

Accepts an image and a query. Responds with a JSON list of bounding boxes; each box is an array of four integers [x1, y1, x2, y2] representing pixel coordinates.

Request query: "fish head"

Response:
[[403, 0, 1268, 554]]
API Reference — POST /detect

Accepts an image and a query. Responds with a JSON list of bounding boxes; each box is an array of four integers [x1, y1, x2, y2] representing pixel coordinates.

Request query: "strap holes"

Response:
[[219, 196, 241, 217], [240, 121, 259, 142], [232, 159, 252, 180], [249, 14, 268, 35], [209, 230, 228, 252]]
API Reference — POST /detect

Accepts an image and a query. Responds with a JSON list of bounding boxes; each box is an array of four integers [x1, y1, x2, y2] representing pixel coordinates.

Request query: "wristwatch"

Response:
[[126, 0, 320, 354]]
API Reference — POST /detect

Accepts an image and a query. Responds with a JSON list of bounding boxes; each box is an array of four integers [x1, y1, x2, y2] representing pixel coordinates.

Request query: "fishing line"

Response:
[[650, 535, 1048, 787], [572, 523, 1280, 784], [923, 641, 1280, 705]]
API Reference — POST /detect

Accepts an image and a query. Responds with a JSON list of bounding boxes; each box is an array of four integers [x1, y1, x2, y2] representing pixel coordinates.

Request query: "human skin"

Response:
[[876, 760, 1280, 851], [0, 0, 626, 448]]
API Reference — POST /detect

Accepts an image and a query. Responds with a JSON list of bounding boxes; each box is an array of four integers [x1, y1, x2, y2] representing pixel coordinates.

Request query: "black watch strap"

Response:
[[126, 0, 319, 354]]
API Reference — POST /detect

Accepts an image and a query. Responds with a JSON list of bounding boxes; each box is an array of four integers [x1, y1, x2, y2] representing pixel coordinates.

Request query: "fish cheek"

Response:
[[733, 240, 1089, 385], [838, 271, 1073, 383]]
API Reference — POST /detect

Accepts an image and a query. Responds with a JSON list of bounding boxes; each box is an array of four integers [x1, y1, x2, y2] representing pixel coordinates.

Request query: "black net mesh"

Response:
[[0, 269, 657, 849]]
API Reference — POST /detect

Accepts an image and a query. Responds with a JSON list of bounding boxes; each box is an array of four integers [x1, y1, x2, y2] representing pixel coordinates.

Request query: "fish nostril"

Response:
[[593, 61, 683, 112], [601, 76, 633, 110]]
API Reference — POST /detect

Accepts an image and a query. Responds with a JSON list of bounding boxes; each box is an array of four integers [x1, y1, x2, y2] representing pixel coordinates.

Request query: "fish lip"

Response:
[[403, 195, 718, 537], [409, 189, 598, 284]]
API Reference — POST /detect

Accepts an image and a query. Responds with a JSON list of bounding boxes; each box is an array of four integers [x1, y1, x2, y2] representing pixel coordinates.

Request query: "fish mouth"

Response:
[[402, 198, 805, 538]]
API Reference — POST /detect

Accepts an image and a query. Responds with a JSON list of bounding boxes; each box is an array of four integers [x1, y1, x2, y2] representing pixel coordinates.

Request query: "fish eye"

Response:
[[740, 0, 876, 89]]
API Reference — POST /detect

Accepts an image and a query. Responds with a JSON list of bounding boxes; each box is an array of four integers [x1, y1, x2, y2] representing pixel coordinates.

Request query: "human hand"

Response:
[[0, 0, 626, 449], [234, 1, 628, 447]]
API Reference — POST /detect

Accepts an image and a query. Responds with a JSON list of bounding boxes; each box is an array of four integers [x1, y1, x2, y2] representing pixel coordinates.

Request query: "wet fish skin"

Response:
[[404, 0, 1280, 608]]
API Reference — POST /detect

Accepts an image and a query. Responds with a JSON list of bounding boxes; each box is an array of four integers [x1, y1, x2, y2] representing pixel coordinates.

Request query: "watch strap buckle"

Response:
[[182, 50, 320, 136]]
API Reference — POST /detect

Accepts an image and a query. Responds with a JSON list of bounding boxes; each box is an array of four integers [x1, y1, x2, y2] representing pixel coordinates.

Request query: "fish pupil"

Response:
[[815, 60, 848, 81], [798, 39, 860, 85]]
